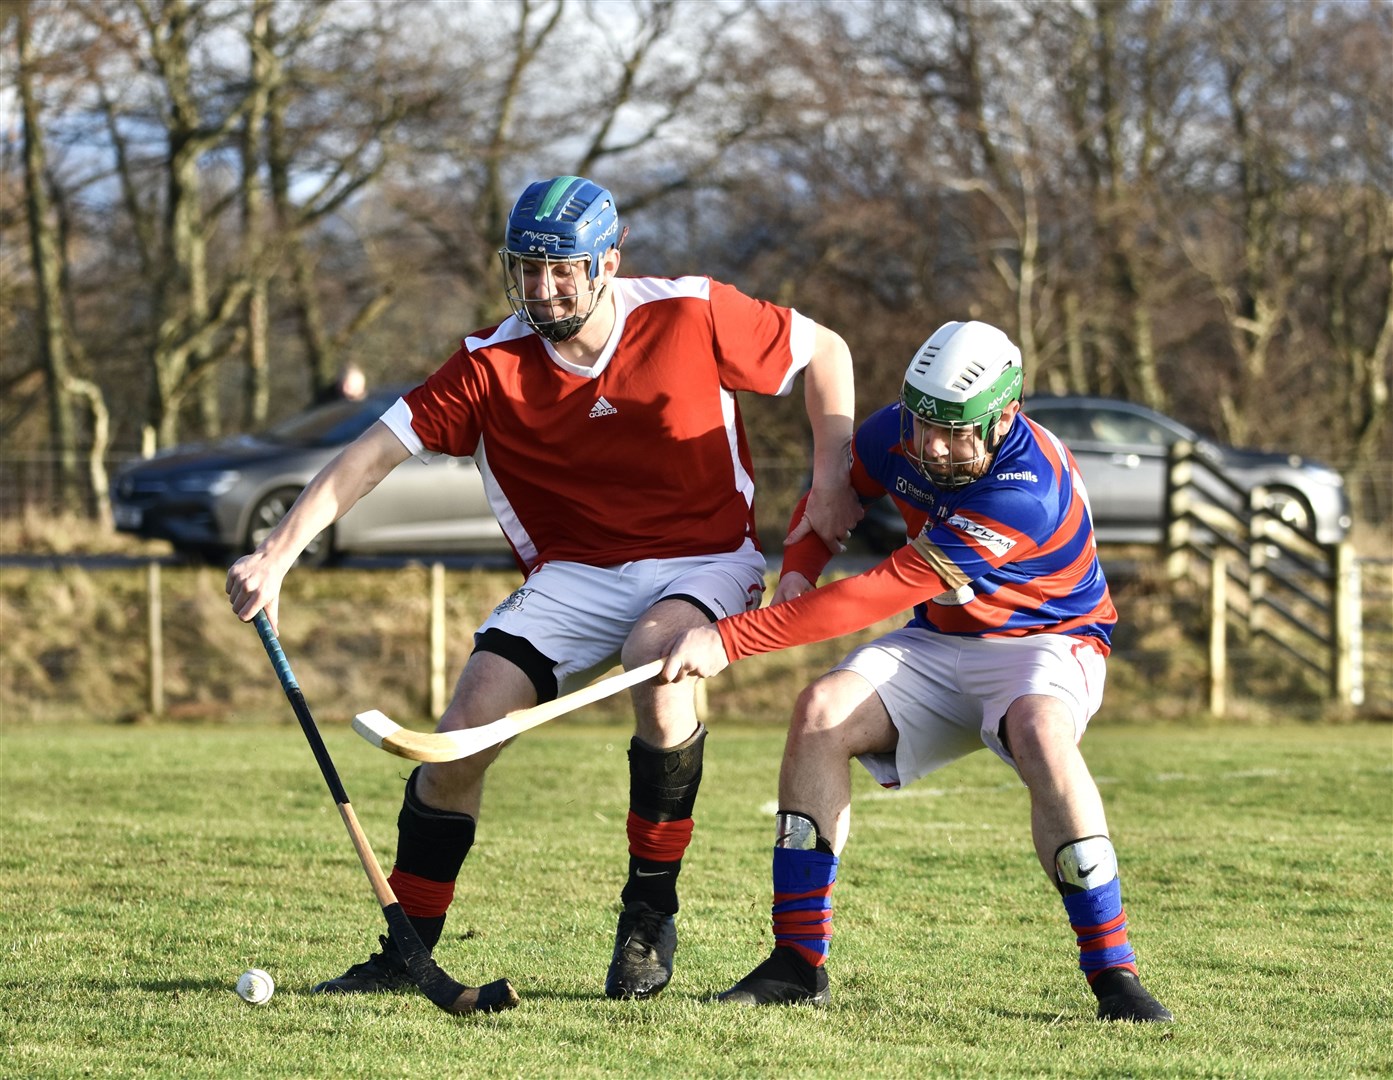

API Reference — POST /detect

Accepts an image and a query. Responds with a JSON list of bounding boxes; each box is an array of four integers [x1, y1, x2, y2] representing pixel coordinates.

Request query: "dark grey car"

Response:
[[860, 396, 1351, 550], [111, 388, 507, 566]]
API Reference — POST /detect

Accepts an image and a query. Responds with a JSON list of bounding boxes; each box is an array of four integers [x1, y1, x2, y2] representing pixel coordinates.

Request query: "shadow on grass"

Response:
[[133, 978, 239, 993]]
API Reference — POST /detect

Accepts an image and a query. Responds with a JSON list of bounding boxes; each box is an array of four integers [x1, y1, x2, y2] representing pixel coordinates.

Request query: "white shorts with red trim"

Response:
[[837, 626, 1107, 788], [477, 540, 767, 693]]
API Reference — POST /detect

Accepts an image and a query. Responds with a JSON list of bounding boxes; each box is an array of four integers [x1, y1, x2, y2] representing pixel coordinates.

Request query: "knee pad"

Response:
[[473, 627, 558, 703], [628, 724, 706, 822], [1054, 835, 1118, 894]]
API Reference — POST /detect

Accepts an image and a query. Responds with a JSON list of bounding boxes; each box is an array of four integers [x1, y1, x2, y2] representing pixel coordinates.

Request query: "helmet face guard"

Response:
[[498, 176, 626, 343], [499, 251, 609, 343], [900, 409, 997, 488], [898, 320, 1024, 489]]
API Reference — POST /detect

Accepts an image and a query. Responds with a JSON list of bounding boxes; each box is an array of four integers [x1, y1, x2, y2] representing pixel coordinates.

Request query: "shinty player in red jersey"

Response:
[[660, 320, 1173, 1022], [226, 176, 861, 1006]]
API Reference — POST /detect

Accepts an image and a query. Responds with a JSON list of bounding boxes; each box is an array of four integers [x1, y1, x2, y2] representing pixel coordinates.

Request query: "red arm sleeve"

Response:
[[717, 544, 951, 661], [778, 447, 892, 586], [778, 491, 838, 584]]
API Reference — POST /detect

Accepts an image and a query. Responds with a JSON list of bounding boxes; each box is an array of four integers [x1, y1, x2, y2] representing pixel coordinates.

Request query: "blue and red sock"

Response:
[[1062, 876, 1137, 982], [771, 846, 838, 967]]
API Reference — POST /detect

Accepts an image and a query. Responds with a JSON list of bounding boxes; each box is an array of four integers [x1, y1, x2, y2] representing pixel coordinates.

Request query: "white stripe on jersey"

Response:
[[380, 397, 425, 455], [475, 438, 537, 568], [721, 386, 755, 510], [1032, 420, 1098, 527], [463, 318, 532, 354]]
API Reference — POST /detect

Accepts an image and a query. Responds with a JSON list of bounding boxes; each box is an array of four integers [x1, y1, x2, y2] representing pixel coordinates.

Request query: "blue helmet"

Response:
[[499, 176, 625, 341], [502, 176, 623, 280]]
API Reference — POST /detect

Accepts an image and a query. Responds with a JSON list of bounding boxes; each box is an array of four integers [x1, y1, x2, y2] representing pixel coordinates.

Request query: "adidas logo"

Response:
[[588, 396, 618, 418]]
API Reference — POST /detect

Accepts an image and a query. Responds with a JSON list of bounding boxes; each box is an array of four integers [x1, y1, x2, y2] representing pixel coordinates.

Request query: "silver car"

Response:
[[111, 387, 508, 566], [1023, 396, 1351, 544], [858, 396, 1351, 550]]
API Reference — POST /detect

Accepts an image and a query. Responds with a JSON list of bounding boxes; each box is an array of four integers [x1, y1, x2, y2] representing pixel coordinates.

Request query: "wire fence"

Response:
[[3, 451, 1391, 526], [3, 446, 1389, 723], [3, 557, 1388, 728]]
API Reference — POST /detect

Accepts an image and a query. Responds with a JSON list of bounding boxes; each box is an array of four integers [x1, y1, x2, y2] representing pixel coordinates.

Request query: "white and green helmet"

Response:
[[901, 320, 1023, 436], [900, 320, 1024, 486]]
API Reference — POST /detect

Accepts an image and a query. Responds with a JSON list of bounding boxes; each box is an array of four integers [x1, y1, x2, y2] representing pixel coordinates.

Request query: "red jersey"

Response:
[[382, 276, 815, 572]]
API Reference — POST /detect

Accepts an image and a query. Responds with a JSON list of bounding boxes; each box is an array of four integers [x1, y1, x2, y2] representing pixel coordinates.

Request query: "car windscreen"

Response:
[[1030, 405, 1186, 449], [261, 396, 395, 447]]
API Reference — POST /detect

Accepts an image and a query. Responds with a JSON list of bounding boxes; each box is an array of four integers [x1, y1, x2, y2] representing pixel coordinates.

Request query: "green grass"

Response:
[[2, 719, 1390, 1078]]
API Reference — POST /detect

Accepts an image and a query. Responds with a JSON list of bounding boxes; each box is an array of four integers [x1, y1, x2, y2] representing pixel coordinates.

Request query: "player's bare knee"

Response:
[[414, 757, 490, 809], [1003, 701, 1076, 764], [623, 596, 713, 668], [792, 678, 854, 738]]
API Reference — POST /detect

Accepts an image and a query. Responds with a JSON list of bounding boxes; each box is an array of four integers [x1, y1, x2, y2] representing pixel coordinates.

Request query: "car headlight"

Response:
[[173, 469, 241, 496]]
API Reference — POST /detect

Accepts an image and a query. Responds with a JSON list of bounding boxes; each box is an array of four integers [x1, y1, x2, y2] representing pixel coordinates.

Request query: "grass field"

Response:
[[2, 717, 1390, 1079]]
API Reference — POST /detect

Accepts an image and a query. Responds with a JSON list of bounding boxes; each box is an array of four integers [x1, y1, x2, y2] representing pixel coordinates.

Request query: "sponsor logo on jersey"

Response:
[[930, 582, 975, 606], [894, 474, 938, 507], [493, 587, 533, 614], [588, 396, 618, 418], [946, 514, 1016, 557], [996, 469, 1039, 483]]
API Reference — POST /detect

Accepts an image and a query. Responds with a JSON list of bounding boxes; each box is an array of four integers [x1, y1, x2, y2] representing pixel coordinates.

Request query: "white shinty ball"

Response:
[[236, 968, 275, 1005]]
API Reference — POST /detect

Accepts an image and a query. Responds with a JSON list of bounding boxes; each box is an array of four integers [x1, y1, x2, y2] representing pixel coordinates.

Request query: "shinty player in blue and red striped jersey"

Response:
[[661, 320, 1173, 1022]]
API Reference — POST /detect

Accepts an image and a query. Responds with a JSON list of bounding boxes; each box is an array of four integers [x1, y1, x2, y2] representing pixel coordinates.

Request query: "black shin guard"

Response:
[[390, 767, 477, 950], [621, 725, 706, 913]]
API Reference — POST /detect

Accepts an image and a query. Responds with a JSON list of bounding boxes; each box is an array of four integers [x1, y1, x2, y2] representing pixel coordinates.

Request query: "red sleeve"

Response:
[[778, 492, 837, 583], [717, 544, 949, 660], [706, 280, 799, 393], [778, 446, 892, 586], [402, 346, 487, 457]]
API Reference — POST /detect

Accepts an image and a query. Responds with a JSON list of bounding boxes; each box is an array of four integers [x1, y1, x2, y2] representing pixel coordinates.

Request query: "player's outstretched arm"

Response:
[[226, 421, 411, 630], [791, 324, 861, 552], [659, 626, 731, 683]]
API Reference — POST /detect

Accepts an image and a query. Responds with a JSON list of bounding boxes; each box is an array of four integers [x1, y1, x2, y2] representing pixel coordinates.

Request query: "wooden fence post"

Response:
[[430, 562, 446, 718], [146, 560, 163, 717], [1209, 552, 1228, 717], [1165, 442, 1193, 580], [1332, 544, 1363, 707]]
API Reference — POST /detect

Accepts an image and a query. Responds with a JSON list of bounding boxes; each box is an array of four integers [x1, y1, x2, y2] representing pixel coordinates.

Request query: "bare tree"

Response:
[[69, 0, 260, 448], [238, 0, 273, 428], [260, 1, 451, 401], [11, 0, 119, 517], [16, 2, 81, 507]]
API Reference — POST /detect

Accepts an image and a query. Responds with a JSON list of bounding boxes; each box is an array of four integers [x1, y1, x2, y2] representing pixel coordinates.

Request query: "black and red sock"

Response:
[[620, 725, 706, 915], [386, 767, 476, 950]]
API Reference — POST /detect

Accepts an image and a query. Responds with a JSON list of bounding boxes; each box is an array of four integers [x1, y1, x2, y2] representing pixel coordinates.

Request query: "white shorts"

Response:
[[477, 541, 767, 693], [838, 627, 1107, 789]]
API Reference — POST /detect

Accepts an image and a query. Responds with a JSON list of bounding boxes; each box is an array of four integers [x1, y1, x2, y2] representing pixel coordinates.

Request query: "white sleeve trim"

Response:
[[778, 309, 818, 396], [380, 397, 425, 455]]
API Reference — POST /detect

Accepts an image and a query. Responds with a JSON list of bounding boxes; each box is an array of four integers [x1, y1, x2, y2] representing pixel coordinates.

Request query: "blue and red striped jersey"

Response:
[[850, 402, 1115, 645], [718, 404, 1116, 662]]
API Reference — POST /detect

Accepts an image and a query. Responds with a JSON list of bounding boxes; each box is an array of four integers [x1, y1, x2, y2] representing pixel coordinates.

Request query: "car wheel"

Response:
[[1263, 486, 1315, 535], [245, 486, 336, 568]]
